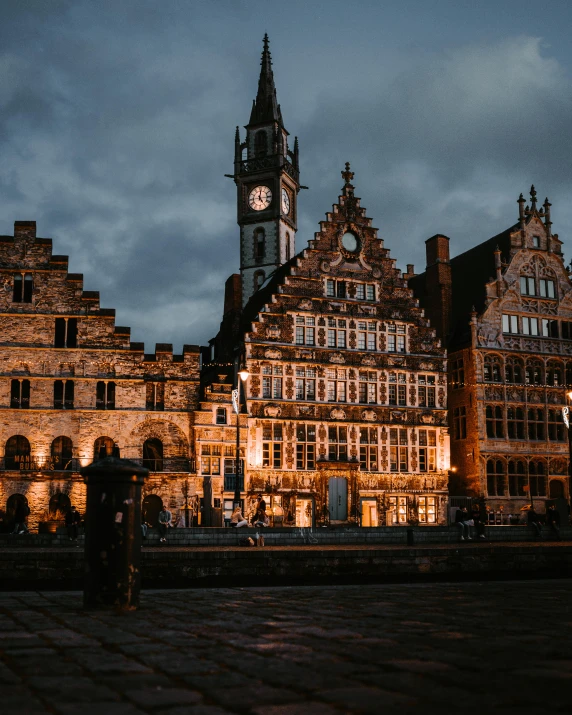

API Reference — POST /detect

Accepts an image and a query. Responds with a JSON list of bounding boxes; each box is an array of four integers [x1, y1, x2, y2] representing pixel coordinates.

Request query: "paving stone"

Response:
[[126, 687, 203, 708]]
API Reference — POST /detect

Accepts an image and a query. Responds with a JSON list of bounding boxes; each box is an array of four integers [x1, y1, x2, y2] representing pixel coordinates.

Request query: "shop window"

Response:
[[93, 436, 115, 459], [51, 437, 73, 471], [418, 496, 436, 524]]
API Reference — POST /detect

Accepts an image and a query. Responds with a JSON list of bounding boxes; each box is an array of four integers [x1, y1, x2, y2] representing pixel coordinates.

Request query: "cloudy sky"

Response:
[[2, 0, 572, 351]]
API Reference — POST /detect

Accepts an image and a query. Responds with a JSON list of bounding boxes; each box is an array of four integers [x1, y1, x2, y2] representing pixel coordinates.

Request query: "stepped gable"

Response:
[[241, 163, 442, 357]]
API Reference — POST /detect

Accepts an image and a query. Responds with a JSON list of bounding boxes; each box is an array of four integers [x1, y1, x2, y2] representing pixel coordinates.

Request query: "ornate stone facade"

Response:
[[411, 188, 571, 513]]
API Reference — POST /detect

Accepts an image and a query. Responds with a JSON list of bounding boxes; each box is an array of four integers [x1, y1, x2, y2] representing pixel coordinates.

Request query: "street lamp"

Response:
[[564, 392, 572, 510], [233, 369, 249, 508]]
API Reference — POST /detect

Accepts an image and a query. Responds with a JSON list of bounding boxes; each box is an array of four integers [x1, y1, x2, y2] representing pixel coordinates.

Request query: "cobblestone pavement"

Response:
[[0, 580, 571, 714]]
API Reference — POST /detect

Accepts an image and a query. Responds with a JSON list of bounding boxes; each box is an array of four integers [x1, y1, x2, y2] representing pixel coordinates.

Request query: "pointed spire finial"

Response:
[[530, 184, 537, 209], [249, 34, 283, 126], [341, 162, 354, 185]]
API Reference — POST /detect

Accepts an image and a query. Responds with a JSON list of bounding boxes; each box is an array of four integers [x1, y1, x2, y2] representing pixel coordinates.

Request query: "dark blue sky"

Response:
[[2, 0, 572, 350]]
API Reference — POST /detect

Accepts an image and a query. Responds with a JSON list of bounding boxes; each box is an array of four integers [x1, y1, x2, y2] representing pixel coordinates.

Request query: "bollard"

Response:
[[81, 455, 148, 610], [407, 527, 415, 546]]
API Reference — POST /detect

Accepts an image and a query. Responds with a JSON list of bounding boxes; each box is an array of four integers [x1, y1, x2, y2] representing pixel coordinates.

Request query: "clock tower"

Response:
[[233, 35, 300, 307]]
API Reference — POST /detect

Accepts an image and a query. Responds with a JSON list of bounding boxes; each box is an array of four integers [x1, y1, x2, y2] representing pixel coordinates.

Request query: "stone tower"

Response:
[[233, 34, 300, 307]]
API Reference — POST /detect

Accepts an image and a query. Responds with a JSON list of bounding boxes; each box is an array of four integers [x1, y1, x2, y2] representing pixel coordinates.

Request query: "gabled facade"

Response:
[[209, 164, 450, 526], [411, 188, 571, 512], [0, 221, 201, 531]]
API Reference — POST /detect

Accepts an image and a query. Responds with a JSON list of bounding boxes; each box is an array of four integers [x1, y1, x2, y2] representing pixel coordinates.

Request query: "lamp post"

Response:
[[233, 369, 249, 509], [564, 392, 572, 509]]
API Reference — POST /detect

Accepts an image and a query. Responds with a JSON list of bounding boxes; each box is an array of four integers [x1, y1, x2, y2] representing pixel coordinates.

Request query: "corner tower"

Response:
[[233, 35, 300, 307]]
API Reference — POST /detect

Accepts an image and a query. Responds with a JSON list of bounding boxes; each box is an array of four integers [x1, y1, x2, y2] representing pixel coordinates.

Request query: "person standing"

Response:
[[157, 504, 172, 544], [546, 504, 561, 541], [11, 500, 30, 534], [65, 506, 81, 541]]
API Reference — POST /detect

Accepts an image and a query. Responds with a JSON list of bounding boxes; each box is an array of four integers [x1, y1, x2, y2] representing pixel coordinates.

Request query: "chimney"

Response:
[[424, 234, 452, 342]]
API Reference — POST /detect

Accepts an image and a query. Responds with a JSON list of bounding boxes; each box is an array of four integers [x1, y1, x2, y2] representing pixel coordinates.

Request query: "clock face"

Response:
[[249, 185, 272, 211], [341, 231, 358, 252], [281, 188, 290, 215]]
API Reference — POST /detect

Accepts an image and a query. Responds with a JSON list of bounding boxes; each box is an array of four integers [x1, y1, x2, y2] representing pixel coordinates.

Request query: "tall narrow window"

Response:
[[143, 438, 164, 472], [12, 274, 22, 302], [358, 372, 377, 404], [548, 409, 565, 441], [418, 430, 436, 472], [51, 436, 73, 471], [54, 318, 78, 348], [254, 228, 266, 260], [215, 407, 227, 425], [486, 405, 504, 438], [328, 425, 348, 461], [23, 274, 33, 302], [296, 424, 316, 470], [451, 357, 465, 389], [10, 379, 30, 409], [254, 271, 265, 291], [254, 130, 267, 157], [262, 423, 283, 468], [146, 382, 164, 411], [390, 428, 409, 472], [326, 368, 347, 402], [507, 407, 525, 439], [487, 459, 505, 496], [54, 380, 74, 409], [529, 462, 547, 497], [295, 367, 315, 401], [453, 406, 467, 439], [508, 460, 526, 496], [359, 427, 378, 471], [527, 408, 545, 440], [539, 279, 556, 299], [96, 381, 115, 410], [285, 232, 291, 261]]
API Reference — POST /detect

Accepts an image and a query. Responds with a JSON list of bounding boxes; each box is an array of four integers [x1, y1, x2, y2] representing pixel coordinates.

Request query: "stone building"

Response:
[[0, 220, 201, 531], [410, 187, 571, 513]]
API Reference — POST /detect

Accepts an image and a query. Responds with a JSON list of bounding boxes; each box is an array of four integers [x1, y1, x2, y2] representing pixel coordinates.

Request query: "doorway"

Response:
[[295, 497, 314, 527], [328, 477, 348, 521], [142, 494, 163, 527], [361, 499, 378, 527]]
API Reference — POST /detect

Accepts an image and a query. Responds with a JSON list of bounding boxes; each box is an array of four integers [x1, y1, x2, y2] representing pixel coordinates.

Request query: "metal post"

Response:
[[81, 455, 148, 610], [234, 377, 242, 508]]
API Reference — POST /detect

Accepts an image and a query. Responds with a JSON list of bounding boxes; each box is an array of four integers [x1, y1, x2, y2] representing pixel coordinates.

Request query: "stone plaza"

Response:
[[1, 579, 571, 714]]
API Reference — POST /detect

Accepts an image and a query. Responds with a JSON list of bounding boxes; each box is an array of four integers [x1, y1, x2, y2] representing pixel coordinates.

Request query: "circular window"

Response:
[[341, 231, 358, 252]]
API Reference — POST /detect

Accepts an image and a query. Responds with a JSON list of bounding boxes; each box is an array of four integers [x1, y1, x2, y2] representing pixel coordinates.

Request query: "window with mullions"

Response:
[[542, 319, 559, 338], [295, 316, 316, 345], [453, 406, 467, 439], [539, 279, 556, 299], [357, 321, 377, 351], [201, 444, 221, 475], [262, 365, 282, 399], [507, 406, 525, 439], [328, 425, 347, 461], [418, 496, 436, 524], [487, 459, 505, 496], [505, 357, 524, 384], [54, 317, 78, 348], [54, 380, 74, 409], [327, 318, 347, 348], [388, 495, 408, 524], [418, 375, 436, 407], [215, 407, 227, 425], [388, 372, 407, 406], [484, 356, 502, 382], [355, 283, 375, 301], [296, 424, 316, 470], [562, 322, 572, 340], [10, 379, 30, 409], [520, 276, 536, 296], [525, 360, 543, 385], [389, 428, 409, 472], [359, 427, 378, 471], [262, 423, 283, 468], [527, 408, 545, 440], [529, 462, 547, 496], [254, 228, 266, 260], [418, 429, 437, 472], [548, 409, 565, 441], [486, 405, 504, 438], [358, 371, 377, 404], [295, 367, 316, 400], [386, 323, 406, 353], [13, 273, 33, 303], [546, 361, 563, 386], [451, 357, 465, 389], [522, 316, 539, 336], [146, 382, 164, 411], [96, 381, 115, 410], [508, 460, 526, 496], [325, 279, 346, 298], [326, 368, 347, 402], [502, 314, 519, 334]]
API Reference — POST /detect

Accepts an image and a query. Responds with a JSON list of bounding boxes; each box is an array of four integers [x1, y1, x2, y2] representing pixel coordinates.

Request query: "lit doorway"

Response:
[[295, 497, 314, 527], [361, 499, 378, 527]]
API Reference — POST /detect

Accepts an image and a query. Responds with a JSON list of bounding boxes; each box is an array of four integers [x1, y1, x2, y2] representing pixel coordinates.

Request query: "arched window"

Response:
[[254, 130, 267, 157], [215, 407, 227, 425], [525, 359, 543, 385], [508, 460, 526, 496], [51, 436, 73, 471], [484, 355, 502, 382], [548, 409, 565, 441], [547, 360, 563, 387], [254, 228, 266, 260], [485, 405, 504, 438], [254, 271, 265, 292], [143, 438, 163, 472], [5, 494, 28, 528], [527, 408, 545, 440], [4, 435, 31, 470], [505, 356, 523, 384], [529, 461, 546, 497], [94, 436, 115, 459], [96, 381, 115, 409], [486, 459, 505, 496], [48, 492, 71, 517], [285, 232, 291, 261]]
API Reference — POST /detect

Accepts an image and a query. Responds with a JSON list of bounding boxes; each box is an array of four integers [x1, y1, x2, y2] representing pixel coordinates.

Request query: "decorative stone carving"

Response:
[[266, 325, 280, 340], [264, 348, 282, 359], [298, 405, 315, 416], [330, 407, 346, 420], [329, 353, 346, 364], [419, 413, 435, 424], [298, 299, 313, 311], [320, 260, 331, 273], [361, 355, 376, 366], [264, 404, 281, 417], [361, 409, 377, 422]]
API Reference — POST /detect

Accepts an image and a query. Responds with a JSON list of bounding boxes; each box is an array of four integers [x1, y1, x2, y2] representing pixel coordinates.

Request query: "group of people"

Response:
[[456, 503, 563, 541], [230, 494, 269, 528]]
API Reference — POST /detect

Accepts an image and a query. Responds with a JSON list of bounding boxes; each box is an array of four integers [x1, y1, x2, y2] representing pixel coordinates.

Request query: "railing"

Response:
[[239, 156, 299, 182], [224, 474, 245, 491], [131, 457, 193, 473], [1, 456, 81, 472]]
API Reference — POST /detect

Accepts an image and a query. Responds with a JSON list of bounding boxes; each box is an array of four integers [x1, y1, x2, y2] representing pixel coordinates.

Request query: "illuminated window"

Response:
[[359, 427, 378, 471], [418, 429, 436, 472], [388, 496, 408, 524], [201, 444, 221, 475], [389, 428, 409, 472], [296, 424, 316, 470], [328, 425, 347, 461], [418, 375, 436, 407], [418, 496, 436, 524], [262, 423, 283, 468]]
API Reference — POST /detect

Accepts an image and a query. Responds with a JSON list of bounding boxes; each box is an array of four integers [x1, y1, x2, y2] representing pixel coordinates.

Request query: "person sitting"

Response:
[[230, 506, 249, 528], [455, 506, 471, 541], [253, 509, 269, 528]]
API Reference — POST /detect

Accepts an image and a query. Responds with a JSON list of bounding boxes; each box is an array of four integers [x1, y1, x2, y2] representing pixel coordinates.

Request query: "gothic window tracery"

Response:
[[484, 354, 502, 382]]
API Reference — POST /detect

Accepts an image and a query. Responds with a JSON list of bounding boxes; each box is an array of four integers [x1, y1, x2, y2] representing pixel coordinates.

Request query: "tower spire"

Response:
[[249, 34, 283, 126]]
